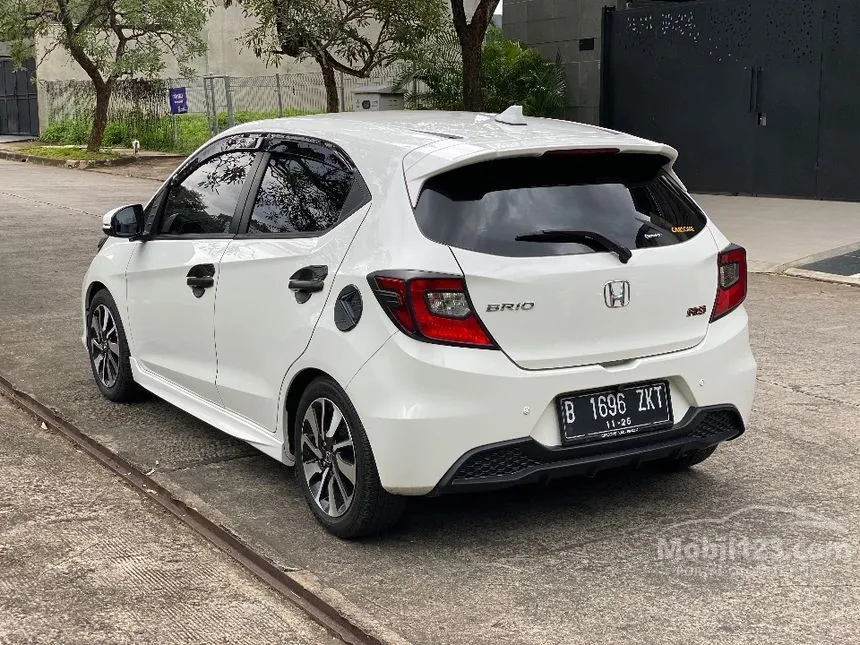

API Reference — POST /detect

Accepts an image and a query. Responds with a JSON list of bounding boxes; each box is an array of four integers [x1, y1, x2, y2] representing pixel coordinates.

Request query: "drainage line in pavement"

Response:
[[0, 374, 383, 645]]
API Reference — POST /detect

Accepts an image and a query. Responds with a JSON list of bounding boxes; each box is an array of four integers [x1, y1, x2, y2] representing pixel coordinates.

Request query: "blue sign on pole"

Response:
[[169, 87, 188, 115]]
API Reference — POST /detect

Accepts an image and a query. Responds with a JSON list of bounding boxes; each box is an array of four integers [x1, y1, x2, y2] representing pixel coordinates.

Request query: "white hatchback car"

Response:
[[83, 109, 756, 537]]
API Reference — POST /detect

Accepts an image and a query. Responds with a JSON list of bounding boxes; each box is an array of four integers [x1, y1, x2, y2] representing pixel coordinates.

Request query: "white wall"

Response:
[[36, 1, 487, 82], [35, 5, 312, 83]]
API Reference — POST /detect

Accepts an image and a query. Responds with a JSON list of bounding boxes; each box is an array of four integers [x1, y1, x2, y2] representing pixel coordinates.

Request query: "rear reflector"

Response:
[[368, 274, 497, 349], [711, 244, 747, 322]]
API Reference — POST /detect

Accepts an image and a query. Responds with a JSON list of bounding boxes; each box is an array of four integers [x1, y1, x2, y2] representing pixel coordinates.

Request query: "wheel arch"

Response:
[[283, 367, 330, 461], [85, 281, 109, 309]]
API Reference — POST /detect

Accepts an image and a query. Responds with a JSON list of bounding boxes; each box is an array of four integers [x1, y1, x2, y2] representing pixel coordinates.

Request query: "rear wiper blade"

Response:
[[514, 229, 633, 264]]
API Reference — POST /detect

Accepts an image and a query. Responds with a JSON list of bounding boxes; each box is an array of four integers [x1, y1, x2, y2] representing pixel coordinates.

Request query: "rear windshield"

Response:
[[413, 153, 707, 257]]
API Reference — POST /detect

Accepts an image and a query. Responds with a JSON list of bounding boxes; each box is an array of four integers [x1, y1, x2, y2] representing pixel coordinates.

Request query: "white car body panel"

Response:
[[130, 357, 283, 460], [452, 231, 719, 370], [82, 110, 757, 498], [81, 237, 137, 325], [348, 310, 755, 494], [125, 239, 230, 404], [214, 204, 370, 431]]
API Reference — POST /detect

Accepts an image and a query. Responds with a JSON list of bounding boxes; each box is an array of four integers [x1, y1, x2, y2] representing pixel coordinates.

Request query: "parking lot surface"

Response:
[[1, 161, 858, 644]]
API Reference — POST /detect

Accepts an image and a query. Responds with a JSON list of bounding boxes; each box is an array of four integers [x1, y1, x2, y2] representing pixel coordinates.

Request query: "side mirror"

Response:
[[102, 204, 144, 238]]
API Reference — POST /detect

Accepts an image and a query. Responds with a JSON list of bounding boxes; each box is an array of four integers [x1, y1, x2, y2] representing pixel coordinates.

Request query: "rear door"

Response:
[[412, 152, 720, 370], [214, 137, 370, 431], [125, 149, 258, 402]]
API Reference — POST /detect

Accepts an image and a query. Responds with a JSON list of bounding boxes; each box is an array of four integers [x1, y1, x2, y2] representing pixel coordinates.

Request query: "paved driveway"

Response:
[[0, 161, 857, 645]]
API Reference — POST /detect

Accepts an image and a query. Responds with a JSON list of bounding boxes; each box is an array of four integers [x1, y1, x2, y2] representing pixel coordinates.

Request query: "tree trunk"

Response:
[[319, 60, 340, 113], [88, 81, 112, 152], [460, 32, 483, 111]]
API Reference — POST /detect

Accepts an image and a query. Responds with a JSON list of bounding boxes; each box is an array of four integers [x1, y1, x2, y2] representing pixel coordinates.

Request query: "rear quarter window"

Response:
[[413, 153, 706, 257]]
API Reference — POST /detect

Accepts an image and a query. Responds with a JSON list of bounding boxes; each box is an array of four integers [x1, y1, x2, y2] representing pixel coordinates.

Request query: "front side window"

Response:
[[248, 153, 353, 235], [161, 151, 256, 235]]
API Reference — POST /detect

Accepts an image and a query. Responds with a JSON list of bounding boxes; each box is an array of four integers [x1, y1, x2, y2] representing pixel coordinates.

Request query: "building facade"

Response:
[[503, 0, 615, 124], [1, 41, 40, 136]]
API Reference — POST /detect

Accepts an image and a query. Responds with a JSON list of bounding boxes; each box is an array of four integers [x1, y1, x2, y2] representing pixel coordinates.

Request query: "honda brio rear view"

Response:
[[82, 109, 757, 537]]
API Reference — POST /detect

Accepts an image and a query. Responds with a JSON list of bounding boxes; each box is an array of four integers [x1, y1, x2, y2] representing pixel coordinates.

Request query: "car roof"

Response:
[[229, 109, 666, 153], [225, 110, 678, 204]]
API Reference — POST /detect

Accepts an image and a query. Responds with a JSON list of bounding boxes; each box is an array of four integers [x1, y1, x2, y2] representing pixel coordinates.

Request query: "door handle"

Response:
[[187, 276, 215, 288], [186, 263, 216, 298], [749, 66, 763, 113], [288, 278, 325, 292], [288, 265, 328, 304]]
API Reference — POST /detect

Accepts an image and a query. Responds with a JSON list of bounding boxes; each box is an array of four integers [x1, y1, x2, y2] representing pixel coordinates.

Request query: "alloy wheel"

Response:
[[300, 397, 357, 518], [89, 304, 121, 388]]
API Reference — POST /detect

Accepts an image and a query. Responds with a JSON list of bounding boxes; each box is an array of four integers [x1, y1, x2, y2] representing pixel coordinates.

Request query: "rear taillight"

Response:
[[368, 273, 497, 349], [711, 244, 747, 322]]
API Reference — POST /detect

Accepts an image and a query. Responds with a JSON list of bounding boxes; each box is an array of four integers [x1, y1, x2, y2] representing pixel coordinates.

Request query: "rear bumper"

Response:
[[433, 405, 743, 494], [346, 308, 756, 495]]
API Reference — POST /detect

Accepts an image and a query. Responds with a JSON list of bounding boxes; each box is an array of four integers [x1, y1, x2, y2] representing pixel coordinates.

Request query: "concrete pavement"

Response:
[[0, 396, 338, 645], [0, 160, 858, 644], [696, 193, 860, 275]]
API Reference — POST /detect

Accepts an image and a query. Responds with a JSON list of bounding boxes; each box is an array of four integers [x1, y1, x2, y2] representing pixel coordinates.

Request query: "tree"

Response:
[[450, 0, 500, 111], [0, 1, 210, 151], [395, 29, 463, 110], [395, 26, 567, 117], [228, 0, 447, 112]]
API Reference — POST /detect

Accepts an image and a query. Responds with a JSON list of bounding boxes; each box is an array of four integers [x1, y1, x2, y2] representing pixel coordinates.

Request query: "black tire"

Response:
[[86, 289, 138, 402], [294, 376, 405, 538], [656, 445, 718, 472]]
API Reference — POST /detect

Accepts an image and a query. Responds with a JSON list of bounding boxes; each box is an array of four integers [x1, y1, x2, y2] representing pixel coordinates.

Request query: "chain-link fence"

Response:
[[41, 69, 401, 153]]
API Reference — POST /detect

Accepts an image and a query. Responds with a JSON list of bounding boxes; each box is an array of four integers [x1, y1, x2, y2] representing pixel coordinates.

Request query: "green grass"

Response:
[[20, 146, 121, 161], [41, 109, 315, 155]]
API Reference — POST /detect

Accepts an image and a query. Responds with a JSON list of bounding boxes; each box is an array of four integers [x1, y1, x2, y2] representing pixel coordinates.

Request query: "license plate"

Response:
[[556, 381, 673, 445]]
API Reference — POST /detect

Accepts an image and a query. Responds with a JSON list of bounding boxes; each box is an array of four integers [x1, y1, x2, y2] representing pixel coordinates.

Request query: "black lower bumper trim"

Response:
[[433, 406, 744, 494]]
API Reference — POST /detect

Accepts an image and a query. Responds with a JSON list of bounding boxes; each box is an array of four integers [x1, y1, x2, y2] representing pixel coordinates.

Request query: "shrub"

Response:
[[40, 118, 91, 145], [481, 29, 567, 117], [39, 109, 315, 154], [395, 26, 568, 118]]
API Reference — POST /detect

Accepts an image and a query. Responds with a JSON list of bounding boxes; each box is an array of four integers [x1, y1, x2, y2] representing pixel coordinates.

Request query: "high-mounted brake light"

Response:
[[542, 148, 621, 157], [368, 274, 497, 349], [711, 244, 747, 322]]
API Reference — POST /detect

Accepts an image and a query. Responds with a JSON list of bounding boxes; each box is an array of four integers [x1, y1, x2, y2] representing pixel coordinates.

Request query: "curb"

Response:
[[0, 149, 139, 169], [773, 241, 860, 288], [782, 268, 860, 287]]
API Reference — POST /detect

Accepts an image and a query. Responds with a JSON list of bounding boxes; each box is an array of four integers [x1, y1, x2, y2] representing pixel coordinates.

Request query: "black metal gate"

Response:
[[0, 58, 39, 136], [602, 0, 860, 201]]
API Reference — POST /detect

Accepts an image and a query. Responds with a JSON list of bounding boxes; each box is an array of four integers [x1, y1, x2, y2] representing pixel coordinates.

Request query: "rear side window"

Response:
[[413, 153, 706, 257], [248, 153, 353, 235]]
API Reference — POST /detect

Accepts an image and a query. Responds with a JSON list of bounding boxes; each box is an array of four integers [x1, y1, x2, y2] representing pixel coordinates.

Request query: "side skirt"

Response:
[[131, 358, 285, 463]]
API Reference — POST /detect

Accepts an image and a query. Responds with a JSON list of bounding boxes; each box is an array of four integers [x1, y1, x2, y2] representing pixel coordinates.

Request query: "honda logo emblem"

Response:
[[604, 281, 630, 308]]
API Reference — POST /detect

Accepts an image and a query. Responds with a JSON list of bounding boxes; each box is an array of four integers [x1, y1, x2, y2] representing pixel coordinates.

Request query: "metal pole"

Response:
[[224, 75, 235, 128], [204, 77, 218, 135], [275, 73, 284, 117], [172, 114, 178, 149], [339, 71, 346, 112]]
